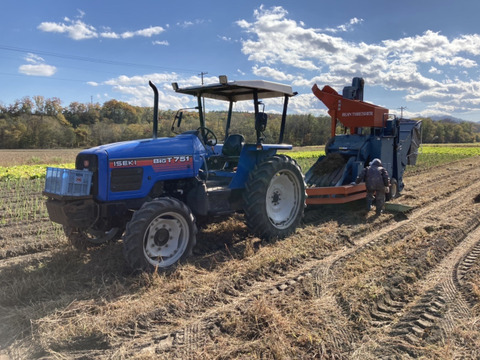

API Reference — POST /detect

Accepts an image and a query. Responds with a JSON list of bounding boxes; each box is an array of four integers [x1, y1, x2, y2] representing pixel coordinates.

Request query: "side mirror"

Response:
[[171, 110, 183, 132], [255, 112, 268, 132], [175, 111, 183, 127]]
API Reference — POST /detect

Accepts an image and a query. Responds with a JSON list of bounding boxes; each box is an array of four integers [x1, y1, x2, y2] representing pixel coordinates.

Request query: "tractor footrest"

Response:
[[306, 183, 366, 205], [207, 188, 234, 215]]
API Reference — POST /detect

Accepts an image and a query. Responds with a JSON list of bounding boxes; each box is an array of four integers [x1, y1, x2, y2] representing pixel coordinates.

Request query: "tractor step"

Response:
[[207, 187, 234, 215]]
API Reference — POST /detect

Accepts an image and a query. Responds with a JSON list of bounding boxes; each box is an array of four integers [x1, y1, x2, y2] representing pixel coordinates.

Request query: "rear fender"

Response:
[[228, 144, 292, 189]]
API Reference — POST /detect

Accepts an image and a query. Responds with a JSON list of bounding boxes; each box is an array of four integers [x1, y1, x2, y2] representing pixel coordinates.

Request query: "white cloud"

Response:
[[19, 64, 57, 76], [18, 53, 56, 77], [236, 6, 480, 117], [289, 93, 328, 115], [103, 73, 179, 87], [218, 35, 233, 42], [100, 31, 120, 39], [134, 26, 164, 37], [111, 83, 187, 109], [177, 19, 207, 28], [252, 65, 295, 81], [38, 14, 165, 41], [120, 26, 164, 39], [153, 40, 169, 46], [322, 17, 364, 33], [25, 53, 45, 64], [38, 20, 98, 40]]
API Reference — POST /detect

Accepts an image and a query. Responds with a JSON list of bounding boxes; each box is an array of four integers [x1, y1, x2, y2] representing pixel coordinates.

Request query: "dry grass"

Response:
[[0, 149, 81, 167], [1, 214, 360, 358]]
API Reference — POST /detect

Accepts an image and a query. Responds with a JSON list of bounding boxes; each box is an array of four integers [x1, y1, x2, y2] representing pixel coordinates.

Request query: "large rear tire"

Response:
[[123, 197, 197, 272], [243, 155, 306, 240]]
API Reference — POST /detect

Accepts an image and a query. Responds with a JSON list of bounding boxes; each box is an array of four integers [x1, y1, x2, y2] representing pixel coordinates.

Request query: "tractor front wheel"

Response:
[[243, 155, 306, 240], [123, 197, 197, 272]]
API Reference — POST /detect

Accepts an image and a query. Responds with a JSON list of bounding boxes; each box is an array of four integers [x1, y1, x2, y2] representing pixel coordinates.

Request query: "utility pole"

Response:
[[398, 106, 407, 119], [199, 71, 208, 85]]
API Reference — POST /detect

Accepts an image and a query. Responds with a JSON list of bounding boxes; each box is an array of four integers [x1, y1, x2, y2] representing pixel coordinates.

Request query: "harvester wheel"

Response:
[[387, 178, 398, 200], [64, 226, 124, 250], [243, 155, 306, 240], [123, 197, 197, 272]]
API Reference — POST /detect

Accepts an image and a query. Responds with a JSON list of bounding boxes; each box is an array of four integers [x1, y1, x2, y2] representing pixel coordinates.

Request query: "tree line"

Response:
[[1, 96, 479, 149]]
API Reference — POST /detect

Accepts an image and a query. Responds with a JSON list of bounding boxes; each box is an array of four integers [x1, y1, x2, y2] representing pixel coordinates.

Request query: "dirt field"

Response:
[[0, 149, 80, 167], [1, 155, 480, 359]]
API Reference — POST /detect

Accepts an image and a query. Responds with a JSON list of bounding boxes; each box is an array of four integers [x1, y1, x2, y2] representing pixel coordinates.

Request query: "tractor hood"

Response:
[[81, 133, 206, 160], [78, 133, 207, 202]]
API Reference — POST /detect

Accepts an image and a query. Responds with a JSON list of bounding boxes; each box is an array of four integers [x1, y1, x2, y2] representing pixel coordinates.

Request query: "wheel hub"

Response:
[[153, 227, 170, 247], [271, 190, 281, 205]]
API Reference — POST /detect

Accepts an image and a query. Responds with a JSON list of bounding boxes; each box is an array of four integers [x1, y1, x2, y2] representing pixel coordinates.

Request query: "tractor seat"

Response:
[[222, 134, 245, 157], [207, 134, 245, 171]]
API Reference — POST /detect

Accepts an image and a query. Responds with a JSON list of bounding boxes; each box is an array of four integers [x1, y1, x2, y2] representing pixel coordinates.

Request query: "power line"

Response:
[[0, 44, 200, 74]]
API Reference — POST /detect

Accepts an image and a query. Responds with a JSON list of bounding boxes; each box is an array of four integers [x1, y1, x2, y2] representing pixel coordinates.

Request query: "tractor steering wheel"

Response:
[[197, 126, 217, 147]]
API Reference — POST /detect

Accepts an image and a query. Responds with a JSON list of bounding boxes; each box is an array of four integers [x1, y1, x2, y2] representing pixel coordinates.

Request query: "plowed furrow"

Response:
[[0, 218, 51, 231], [455, 240, 480, 307], [373, 224, 480, 357], [403, 158, 478, 189]]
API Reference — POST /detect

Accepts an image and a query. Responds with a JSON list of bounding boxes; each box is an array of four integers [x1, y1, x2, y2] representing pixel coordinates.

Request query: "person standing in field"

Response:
[[356, 158, 390, 215]]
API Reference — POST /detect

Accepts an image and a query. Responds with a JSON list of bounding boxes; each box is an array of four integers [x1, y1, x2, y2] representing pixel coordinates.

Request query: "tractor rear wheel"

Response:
[[243, 155, 306, 240], [123, 197, 197, 272], [64, 226, 124, 250]]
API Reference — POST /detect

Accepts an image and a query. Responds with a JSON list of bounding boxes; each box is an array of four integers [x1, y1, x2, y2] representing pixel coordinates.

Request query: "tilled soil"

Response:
[[1, 157, 480, 359]]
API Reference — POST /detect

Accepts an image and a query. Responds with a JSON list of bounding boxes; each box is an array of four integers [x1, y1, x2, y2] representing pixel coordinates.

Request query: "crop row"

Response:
[[0, 163, 74, 181]]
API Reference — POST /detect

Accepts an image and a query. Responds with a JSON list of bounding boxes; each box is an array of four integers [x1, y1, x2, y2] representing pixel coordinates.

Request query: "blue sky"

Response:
[[2, 1, 480, 121]]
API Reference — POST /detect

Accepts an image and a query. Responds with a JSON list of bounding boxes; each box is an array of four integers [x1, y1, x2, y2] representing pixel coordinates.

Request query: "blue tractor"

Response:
[[44, 76, 306, 272]]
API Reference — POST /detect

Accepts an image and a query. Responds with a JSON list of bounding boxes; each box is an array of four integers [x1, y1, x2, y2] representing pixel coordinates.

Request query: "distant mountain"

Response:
[[429, 115, 480, 132], [429, 115, 467, 123]]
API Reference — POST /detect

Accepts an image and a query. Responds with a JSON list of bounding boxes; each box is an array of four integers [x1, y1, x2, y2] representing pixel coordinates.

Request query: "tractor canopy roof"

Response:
[[173, 77, 296, 102]]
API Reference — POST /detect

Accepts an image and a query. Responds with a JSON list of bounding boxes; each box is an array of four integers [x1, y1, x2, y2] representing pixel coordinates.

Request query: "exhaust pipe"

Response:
[[149, 81, 159, 139]]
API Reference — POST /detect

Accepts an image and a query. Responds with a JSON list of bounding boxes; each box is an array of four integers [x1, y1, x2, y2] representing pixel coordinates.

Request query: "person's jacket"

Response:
[[356, 163, 389, 190]]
